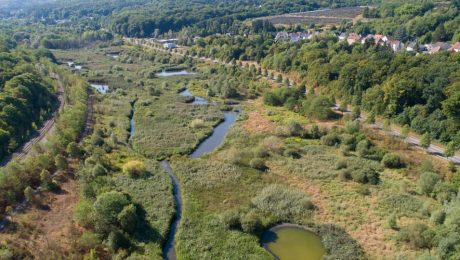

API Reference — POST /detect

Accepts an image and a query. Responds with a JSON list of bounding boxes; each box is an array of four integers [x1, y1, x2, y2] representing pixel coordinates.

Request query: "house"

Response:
[[289, 32, 301, 42], [388, 39, 403, 52], [373, 34, 389, 46], [429, 42, 451, 54], [361, 34, 375, 44], [449, 42, 460, 52], [406, 41, 417, 52], [275, 32, 289, 41], [338, 33, 346, 42], [347, 33, 362, 45], [163, 42, 177, 49]]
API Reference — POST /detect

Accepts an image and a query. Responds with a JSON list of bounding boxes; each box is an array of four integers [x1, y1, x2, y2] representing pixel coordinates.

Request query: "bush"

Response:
[[253, 146, 269, 158], [387, 213, 398, 230], [431, 209, 446, 225], [335, 159, 348, 170], [283, 148, 301, 159], [251, 184, 314, 221], [249, 158, 267, 171], [349, 166, 380, 185], [260, 136, 284, 154], [190, 119, 205, 128], [93, 191, 130, 232], [107, 230, 130, 251], [92, 164, 107, 177], [397, 223, 434, 249], [356, 140, 369, 157], [55, 154, 68, 170], [220, 210, 241, 230], [321, 133, 341, 146], [287, 121, 303, 137], [381, 153, 403, 168], [432, 182, 457, 202], [118, 204, 138, 234], [74, 200, 95, 228], [240, 212, 262, 234], [67, 142, 82, 158], [419, 171, 440, 195], [339, 169, 351, 181], [122, 160, 147, 178]]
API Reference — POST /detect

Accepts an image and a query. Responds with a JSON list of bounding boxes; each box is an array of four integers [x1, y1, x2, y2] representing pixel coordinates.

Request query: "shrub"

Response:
[[260, 136, 284, 154], [240, 212, 262, 234], [356, 140, 369, 157], [118, 204, 138, 234], [251, 184, 314, 221], [349, 166, 380, 185], [432, 182, 457, 202], [93, 191, 130, 232], [92, 164, 107, 177], [220, 210, 241, 230], [431, 209, 446, 225], [283, 149, 301, 159], [107, 230, 130, 251], [122, 160, 147, 178], [339, 169, 351, 181], [397, 223, 434, 249], [253, 146, 269, 158], [381, 153, 403, 168], [321, 133, 341, 146], [80, 231, 102, 250], [249, 158, 267, 171], [67, 142, 82, 158], [74, 200, 95, 228], [419, 172, 440, 195], [344, 120, 360, 134], [55, 154, 68, 170], [388, 213, 398, 230], [287, 121, 303, 137], [190, 119, 205, 128], [335, 159, 348, 170], [91, 134, 104, 146]]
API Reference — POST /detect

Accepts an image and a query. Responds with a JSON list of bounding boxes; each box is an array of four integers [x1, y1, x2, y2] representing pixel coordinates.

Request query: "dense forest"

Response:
[[358, 0, 460, 43], [0, 36, 58, 159]]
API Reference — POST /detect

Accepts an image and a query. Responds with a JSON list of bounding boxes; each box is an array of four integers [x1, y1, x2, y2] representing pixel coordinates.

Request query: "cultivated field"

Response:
[[257, 6, 366, 26]]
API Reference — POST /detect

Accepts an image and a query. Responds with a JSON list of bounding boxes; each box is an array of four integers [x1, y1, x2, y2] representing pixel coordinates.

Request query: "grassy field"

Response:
[[48, 45, 456, 259], [255, 6, 365, 26]]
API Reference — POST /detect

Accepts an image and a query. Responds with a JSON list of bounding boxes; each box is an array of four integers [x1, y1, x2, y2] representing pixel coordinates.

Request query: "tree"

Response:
[[118, 204, 138, 234], [55, 154, 68, 170], [419, 171, 440, 195], [122, 160, 146, 178], [444, 141, 456, 158], [381, 153, 403, 168], [401, 124, 410, 141], [93, 191, 130, 231], [67, 142, 82, 158], [356, 140, 369, 157], [420, 133, 431, 149], [276, 74, 282, 83], [365, 111, 376, 124], [24, 186, 34, 203], [351, 106, 361, 120]]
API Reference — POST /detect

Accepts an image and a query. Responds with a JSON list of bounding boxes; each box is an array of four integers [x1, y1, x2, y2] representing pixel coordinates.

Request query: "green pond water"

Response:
[[263, 227, 325, 260]]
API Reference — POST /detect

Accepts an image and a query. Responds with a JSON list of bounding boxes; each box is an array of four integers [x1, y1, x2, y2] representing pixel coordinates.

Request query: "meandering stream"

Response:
[[160, 88, 239, 260]]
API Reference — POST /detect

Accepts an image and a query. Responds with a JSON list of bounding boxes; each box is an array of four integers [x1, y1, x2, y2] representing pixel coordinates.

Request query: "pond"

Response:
[[90, 83, 109, 94], [261, 225, 325, 260], [179, 88, 208, 105], [156, 70, 196, 77], [190, 111, 239, 158], [107, 54, 119, 58]]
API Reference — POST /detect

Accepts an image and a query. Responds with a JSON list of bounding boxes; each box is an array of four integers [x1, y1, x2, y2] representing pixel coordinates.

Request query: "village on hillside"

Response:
[[275, 30, 460, 54]]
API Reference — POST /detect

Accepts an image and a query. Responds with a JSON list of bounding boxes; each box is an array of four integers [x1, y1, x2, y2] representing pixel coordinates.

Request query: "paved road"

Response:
[[0, 73, 65, 167], [128, 38, 460, 165]]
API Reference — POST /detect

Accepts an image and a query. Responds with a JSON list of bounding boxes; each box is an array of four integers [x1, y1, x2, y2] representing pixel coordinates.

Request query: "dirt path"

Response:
[[0, 174, 80, 259]]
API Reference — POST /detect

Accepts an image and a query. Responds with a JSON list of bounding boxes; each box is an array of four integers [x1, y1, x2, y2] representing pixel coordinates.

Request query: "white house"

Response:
[[163, 42, 177, 49], [449, 42, 460, 52], [406, 42, 417, 52]]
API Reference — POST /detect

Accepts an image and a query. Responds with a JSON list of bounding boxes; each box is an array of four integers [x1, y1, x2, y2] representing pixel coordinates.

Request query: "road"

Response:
[[127, 38, 460, 165], [0, 73, 65, 167]]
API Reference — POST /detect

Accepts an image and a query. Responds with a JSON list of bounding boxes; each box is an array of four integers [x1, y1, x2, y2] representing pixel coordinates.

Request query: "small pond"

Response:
[[190, 111, 238, 158], [156, 70, 196, 77], [107, 54, 119, 58], [261, 225, 325, 260], [179, 88, 208, 105], [90, 83, 109, 94]]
